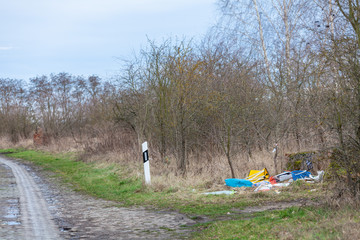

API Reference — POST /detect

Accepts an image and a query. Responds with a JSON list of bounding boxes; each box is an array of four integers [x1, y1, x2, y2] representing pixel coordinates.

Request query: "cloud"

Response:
[[0, 47, 13, 51]]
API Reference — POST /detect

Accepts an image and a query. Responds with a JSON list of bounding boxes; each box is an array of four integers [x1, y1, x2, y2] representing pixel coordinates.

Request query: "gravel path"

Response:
[[0, 161, 23, 239], [0, 156, 60, 240], [0, 156, 195, 240]]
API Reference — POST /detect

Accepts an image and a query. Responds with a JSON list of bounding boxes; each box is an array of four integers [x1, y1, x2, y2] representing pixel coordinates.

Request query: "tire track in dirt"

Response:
[[1, 156, 197, 239], [0, 156, 60, 240]]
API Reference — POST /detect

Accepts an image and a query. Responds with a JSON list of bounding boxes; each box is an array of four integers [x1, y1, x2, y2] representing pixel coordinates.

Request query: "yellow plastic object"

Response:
[[246, 168, 270, 183]]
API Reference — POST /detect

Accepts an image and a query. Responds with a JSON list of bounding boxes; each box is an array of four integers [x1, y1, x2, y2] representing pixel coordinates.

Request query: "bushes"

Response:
[[328, 141, 360, 205], [285, 152, 316, 171]]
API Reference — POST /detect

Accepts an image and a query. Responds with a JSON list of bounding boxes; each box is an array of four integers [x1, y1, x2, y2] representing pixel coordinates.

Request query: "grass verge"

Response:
[[0, 149, 254, 214], [2, 148, 355, 239], [1, 149, 322, 214], [191, 206, 360, 239]]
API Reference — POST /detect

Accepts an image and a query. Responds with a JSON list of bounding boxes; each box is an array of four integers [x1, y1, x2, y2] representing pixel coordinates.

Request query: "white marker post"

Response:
[[142, 141, 151, 185]]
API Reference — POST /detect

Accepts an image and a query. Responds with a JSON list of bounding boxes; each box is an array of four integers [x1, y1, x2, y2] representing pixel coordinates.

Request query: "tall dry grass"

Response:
[[0, 137, 33, 150], [0, 132, 325, 192]]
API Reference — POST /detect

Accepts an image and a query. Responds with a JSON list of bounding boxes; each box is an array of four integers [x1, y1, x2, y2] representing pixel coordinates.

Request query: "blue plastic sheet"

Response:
[[225, 178, 253, 187], [291, 170, 311, 181]]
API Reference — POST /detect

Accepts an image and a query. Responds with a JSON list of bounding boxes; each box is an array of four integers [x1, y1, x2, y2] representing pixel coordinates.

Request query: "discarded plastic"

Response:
[[291, 170, 311, 181], [255, 181, 290, 192], [311, 171, 324, 182], [270, 171, 292, 184], [246, 168, 270, 183], [295, 170, 324, 183], [253, 180, 270, 187], [223, 169, 325, 193], [203, 190, 235, 195], [225, 178, 253, 187], [254, 184, 272, 192]]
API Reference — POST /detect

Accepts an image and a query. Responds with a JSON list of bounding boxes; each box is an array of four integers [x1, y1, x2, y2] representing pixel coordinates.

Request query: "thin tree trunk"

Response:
[[226, 152, 236, 178], [253, 0, 275, 90]]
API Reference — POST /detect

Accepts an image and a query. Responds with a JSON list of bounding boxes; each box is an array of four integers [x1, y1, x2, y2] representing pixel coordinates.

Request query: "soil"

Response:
[[0, 157, 60, 240], [0, 156, 196, 240]]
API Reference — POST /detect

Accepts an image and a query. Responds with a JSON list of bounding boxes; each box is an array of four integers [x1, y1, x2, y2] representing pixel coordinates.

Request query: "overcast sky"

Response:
[[1, 0, 217, 81]]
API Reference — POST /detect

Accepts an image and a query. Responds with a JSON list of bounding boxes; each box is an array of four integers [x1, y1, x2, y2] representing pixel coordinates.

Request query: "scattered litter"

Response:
[[291, 170, 311, 181], [225, 178, 253, 187], [311, 171, 324, 182], [255, 183, 272, 192], [305, 158, 313, 171], [246, 168, 270, 183], [294, 171, 324, 183], [253, 180, 270, 187], [220, 168, 325, 194], [273, 183, 290, 187], [269, 171, 292, 184], [203, 190, 236, 195], [254, 181, 290, 192]]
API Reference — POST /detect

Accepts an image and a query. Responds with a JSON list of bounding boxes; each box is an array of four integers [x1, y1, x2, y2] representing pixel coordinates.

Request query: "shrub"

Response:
[[328, 140, 360, 205]]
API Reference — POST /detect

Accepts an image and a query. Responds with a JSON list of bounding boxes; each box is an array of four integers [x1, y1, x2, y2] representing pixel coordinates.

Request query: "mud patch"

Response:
[[0, 163, 23, 239]]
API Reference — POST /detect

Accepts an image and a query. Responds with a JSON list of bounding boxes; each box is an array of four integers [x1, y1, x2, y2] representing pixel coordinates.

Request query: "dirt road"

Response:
[[0, 156, 195, 239], [0, 156, 60, 239]]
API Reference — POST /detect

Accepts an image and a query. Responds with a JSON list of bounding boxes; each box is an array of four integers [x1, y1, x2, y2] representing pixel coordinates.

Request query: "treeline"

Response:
[[1, 0, 360, 199], [0, 74, 115, 144]]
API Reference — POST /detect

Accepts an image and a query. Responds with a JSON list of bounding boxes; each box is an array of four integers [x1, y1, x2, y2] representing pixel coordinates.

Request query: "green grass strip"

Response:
[[0, 148, 248, 215], [191, 206, 355, 240], [1, 149, 145, 204]]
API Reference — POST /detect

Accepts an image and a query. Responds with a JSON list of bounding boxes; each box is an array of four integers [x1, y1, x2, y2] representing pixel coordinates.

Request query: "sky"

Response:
[[0, 0, 218, 81]]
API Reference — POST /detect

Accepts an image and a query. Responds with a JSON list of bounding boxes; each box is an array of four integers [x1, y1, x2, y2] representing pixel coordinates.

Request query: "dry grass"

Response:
[[5, 136, 360, 239], [0, 135, 326, 193], [310, 207, 360, 239], [0, 137, 33, 149], [37, 137, 84, 153], [339, 214, 360, 239]]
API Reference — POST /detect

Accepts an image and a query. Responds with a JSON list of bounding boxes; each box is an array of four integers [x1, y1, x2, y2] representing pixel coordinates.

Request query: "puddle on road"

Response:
[[0, 178, 21, 226], [0, 162, 23, 240], [4, 210, 20, 219], [4, 213, 19, 219], [6, 198, 19, 204], [2, 199, 21, 226], [1, 202, 22, 226], [3, 221, 21, 226]]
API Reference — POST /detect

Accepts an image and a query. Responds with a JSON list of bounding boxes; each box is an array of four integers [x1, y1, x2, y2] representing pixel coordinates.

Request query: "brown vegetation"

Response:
[[1, 0, 360, 203]]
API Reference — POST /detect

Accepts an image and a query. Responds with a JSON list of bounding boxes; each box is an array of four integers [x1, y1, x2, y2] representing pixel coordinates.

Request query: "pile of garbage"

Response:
[[224, 168, 324, 192]]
